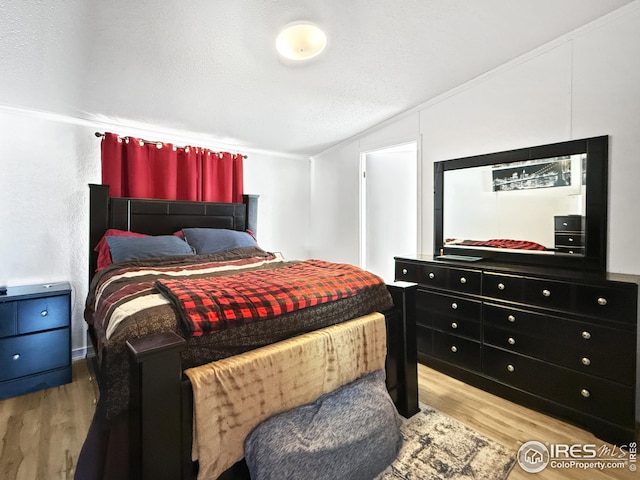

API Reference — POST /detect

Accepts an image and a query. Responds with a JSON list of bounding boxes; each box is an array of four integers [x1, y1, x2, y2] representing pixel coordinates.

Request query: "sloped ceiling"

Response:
[[0, 0, 634, 156]]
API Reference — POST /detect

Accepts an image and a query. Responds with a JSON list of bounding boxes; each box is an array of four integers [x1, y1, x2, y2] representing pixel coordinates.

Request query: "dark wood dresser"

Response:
[[0, 282, 72, 399], [395, 255, 638, 444]]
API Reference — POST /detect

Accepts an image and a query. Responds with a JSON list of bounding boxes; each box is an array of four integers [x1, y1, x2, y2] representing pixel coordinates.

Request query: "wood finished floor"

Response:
[[0, 360, 636, 479]]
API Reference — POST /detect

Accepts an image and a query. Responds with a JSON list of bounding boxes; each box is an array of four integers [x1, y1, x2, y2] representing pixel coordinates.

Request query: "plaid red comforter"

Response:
[[155, 259, 386, 337]]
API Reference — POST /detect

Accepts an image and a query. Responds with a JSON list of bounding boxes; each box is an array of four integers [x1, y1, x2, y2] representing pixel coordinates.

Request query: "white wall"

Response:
[[0, 107, 310, 358], [310, 4, 640, 276]]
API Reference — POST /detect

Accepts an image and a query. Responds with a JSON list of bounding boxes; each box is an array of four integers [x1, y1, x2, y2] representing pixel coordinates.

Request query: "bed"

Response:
[[78, 184, 419, 480]]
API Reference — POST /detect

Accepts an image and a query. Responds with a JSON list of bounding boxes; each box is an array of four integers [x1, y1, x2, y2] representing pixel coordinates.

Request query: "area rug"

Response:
[[375, 405, 516, 480]]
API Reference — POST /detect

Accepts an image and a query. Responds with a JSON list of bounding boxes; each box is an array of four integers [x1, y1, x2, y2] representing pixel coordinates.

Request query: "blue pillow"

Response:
[[181, 228, 257, 255], [106, 235, 194, 263]]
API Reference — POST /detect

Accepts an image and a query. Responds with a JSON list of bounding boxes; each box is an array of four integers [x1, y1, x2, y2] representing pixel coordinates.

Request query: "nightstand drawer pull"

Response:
[[581, 389, 591, 398], [581, 357, 591, 366], [581, 331, 592, 340], [542, 289, 551, 297], [508, 337, 516, 345], [506, 364, 515, 373], [451, 302, 458, 310], [428, 272, 435, 279], [402, 268, 408, 275], [497, 283, 505, 290], [507, 315, 516, 323], [459, 277, 467, 284], [451, 322, 458, 329], [597, 297, 607, 306], [40, 310, 48, 317], [12, 354, 20, 361], [450, 345, 457, 353]]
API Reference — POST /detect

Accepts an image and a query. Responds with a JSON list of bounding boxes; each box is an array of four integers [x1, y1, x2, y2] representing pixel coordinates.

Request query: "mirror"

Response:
[[434, 136, 608, 273]]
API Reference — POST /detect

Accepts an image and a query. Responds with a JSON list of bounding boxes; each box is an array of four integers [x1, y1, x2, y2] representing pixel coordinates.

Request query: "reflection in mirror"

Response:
[[443, 153, 587, 255]]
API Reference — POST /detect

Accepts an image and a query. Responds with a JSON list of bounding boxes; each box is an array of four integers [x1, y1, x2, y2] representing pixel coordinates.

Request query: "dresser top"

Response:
[[395, 254, 640, 285], [0, 282, 71, 302]]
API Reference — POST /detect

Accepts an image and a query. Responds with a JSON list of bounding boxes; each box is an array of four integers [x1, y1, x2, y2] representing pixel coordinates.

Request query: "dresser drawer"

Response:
[[573, 283, 637, 323], [433, 315, 480, 340], [395, 261, 426, 284], [0, 302, 17, 338], [419, 291, 481, 324], [445, 268, 481, 295], [546, 318, 635, 385], [420, 264, 449, 289], [482, 273, 523, 303], [432, 331, 480, 370], [17, 295, 70, 334], [0, 328, 70, 382], [484, 326, 545, 357], [483, 303, 546, 336], [551, 370, 634, 427], [483, 347, 555, 395], [522, 277, 572, 311]]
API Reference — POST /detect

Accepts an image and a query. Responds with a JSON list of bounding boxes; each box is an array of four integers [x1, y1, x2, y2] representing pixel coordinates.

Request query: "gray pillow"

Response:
[[244, 369, 402, 480], [181, 228, 257, 255], [106, 235, 194, 263]]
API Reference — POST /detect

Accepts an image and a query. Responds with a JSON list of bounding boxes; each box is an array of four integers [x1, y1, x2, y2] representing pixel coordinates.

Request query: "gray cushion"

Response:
[[244, 369, 402, 480]]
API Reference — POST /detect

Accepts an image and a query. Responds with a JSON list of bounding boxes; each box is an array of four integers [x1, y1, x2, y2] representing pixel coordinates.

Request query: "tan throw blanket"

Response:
[[185, 312, 387, 480]]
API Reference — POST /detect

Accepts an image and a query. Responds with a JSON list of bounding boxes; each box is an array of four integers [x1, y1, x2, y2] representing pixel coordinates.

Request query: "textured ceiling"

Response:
[[0, 0, 634, 156]]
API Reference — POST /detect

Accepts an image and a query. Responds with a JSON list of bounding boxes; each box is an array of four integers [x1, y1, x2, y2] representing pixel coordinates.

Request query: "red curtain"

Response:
[[100, 132, 244, 203]]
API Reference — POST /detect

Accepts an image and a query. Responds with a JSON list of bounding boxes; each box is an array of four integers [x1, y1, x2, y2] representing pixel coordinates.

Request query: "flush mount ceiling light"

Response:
[[276, 22, 327, 61]]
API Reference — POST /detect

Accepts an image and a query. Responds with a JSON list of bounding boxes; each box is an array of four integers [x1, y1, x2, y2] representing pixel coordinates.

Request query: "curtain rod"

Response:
[[94, 132, 248, 158]]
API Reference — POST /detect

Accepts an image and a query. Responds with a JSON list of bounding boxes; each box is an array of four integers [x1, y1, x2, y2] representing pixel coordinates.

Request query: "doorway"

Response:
[[360, 142, 419, 282]]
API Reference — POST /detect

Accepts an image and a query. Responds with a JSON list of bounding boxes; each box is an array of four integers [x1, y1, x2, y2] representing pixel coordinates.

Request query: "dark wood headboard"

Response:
[[88, 184, 258, 284]]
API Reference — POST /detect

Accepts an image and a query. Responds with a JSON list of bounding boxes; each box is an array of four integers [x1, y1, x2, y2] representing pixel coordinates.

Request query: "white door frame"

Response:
[[359, 137, 422, 276]]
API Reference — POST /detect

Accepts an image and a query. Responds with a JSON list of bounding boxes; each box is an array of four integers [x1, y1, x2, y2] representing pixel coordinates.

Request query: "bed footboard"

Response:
[[126, 282, 417, 480]]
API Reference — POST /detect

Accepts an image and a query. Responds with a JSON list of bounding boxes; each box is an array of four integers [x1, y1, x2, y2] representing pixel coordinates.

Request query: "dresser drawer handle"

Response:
[[459, 277, 467, 284], [428, 272, 435, 279], [450, 345, 457, 353], [581, 331, 592, 340], [568, 237, 574, 242], [12, 354, 20, 361], [402, 268, 408, 275], [506, 364, 515, 373], [562, 222, 568, 227], [451, 302, 458, 310], [41, 310, 48, 317], [581, 357, 591, 366], [581, 389, 591, 398], [507, 315, 516, 323], [497, 283, 505, 291], [507, 337, 516, 345], [542, 289, 551, 297], [451, 322, 458, 329], [597, 297, 607, 306]]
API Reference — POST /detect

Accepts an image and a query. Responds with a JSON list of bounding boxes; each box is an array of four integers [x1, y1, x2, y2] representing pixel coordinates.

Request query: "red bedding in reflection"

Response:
[[445, 238, 547, 251]]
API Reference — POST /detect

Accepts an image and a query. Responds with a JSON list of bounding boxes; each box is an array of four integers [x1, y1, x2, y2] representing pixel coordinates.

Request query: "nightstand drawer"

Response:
[[17, 295, 69, 334], [0, 328, 70, 382], [0, 302, 17, 338]]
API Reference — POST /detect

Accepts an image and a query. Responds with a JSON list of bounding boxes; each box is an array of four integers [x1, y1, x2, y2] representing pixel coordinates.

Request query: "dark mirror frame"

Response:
[[434, 135, 608, 274]]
